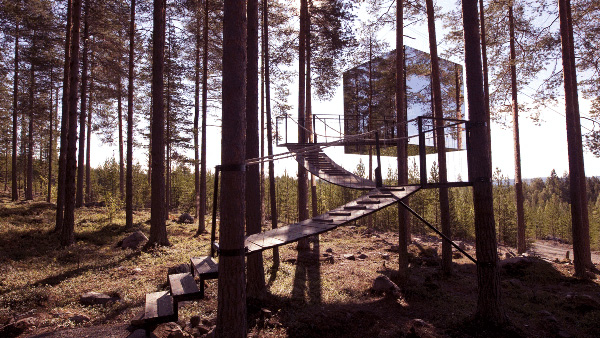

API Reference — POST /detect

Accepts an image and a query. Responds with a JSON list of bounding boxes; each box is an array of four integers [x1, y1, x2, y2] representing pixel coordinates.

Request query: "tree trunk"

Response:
[[86, 48, 94, 204], [565, 0, 591, 268], [165, 56, 171, 220], [118, 78, 124, 200], [216, 1, 246, 336], [126, 0, 136, 228], [479, 0, 492, 150], [48, 71, 54, 203], [193, 0, 201, 233], [461, 0, 505, 323], [62, 0, 83, 247], [246, 0, 265, 298], [509, 4, 526, 254], [263, 0, 279, 268], [396, 0, 409, 281], [426, 0, 452, 275], [198, 0, 209, 235], [558, 0, 589, 278], [26, 60, 33, 201], [148, 0, 169, 247], [307, 14, 317, 219], [56, 0, 72, 231], [77, 0, 89, 208], [12, 23, 19, 201], [297, 0, 309, 251]]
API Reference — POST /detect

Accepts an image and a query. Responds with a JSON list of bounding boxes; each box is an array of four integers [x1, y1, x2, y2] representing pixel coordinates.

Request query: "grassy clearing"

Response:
[[0, 194, 599, 337]]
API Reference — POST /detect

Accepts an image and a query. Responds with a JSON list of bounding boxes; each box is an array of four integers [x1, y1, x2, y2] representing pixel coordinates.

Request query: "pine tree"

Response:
[[246, 0, 265, 298], [461, 0, 505, 323], [61, 0, 83, 247], [76, 0, 89, 208], [216, 0, 247, 335], [148, 0, 169, 247], [125, 0, 136, 228], [425, 0, 452, 275]]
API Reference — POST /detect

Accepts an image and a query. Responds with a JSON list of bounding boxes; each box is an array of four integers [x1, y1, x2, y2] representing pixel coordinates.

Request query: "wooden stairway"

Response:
[[134, 185, 418, 326], [286, 145, 377, 190], [134, 256, 219, 326], [244, 185, 419, 253]]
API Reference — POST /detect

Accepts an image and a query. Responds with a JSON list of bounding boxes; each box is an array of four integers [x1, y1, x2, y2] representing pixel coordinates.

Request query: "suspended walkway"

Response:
[[286, 145, 377, 190], [245, 185, 419, 253], [133, 116, 474, 326]]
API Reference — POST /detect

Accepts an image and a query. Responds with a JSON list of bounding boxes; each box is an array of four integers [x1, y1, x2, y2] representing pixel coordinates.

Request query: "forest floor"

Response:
[[0, 196, 600, 338]]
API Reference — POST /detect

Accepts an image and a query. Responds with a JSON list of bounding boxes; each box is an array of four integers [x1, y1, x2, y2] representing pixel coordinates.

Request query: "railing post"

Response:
[[418, 116, 427, 187], [375, 131, 383, 187], [210, 165, 221, 258]]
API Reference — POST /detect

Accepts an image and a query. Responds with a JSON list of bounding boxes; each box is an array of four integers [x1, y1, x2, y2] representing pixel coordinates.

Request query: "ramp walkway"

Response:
[[244, 185, 419, 253]]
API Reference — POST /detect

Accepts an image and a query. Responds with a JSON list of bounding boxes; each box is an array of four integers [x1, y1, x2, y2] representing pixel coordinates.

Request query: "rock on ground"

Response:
[[178, 213, 194, 224], [79, 292, 119, 306], [372, 275, 401, 297], [118, 231, 148, 249]]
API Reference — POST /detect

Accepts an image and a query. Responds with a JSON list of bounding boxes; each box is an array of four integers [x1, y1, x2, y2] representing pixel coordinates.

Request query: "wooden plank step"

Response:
[[344, 205, 367, 210], [312, 218, 335, 223], [168, 273, 203, 302], [144, 291, 176, 325], [190, 256, 219, 280], [380, 187, 406, 191], [328, 211, 352, 216], [357, 200, 381, 204], [369, 194, 394, 198]]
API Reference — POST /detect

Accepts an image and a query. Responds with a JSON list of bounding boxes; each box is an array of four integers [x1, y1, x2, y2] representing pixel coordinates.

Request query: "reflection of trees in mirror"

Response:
[[343, 46, 464, 156]]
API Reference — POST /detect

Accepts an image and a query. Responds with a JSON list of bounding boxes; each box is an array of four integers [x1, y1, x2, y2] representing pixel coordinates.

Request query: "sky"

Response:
[[88, 0, 600, 181]]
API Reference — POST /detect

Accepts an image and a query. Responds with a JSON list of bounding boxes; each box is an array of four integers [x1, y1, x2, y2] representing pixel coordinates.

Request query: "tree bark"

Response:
[[76, 0, 89, 208], [479, 0, 492, 151], [565, 0, 591, 268], [263, 0, 279, 268], [215, 1, 246, 336], [558, 0, 589, 278], [62, 0, 83, 247], [26, 60, 33, 201], [509, 4, 526, 254], [461, 0, 505, 323], [86, 48, 94, 204], [297, 0, 309, 251], [193, 0, 201, 233], [426, 0, 452, 275], [118, 78, 124, 200], [126, 0, 136, 228], [56, 0, 72, 232], [306, 13, 317, 219], [48, 72, 54, 203], [12, 23, 19, 201], [246, 0, 265, 298], [396, 1, 410, 283], [148, 0, 169, 247], [198, 0, 209, 235]]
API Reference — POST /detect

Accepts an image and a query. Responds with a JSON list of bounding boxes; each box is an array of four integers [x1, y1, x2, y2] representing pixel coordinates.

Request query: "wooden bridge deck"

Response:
[[286, 145, 376, 190], [244, 185, 420, 253]]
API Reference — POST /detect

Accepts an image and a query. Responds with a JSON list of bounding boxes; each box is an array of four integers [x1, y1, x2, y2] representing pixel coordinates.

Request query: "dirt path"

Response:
[[529, 240, 600, 264]]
